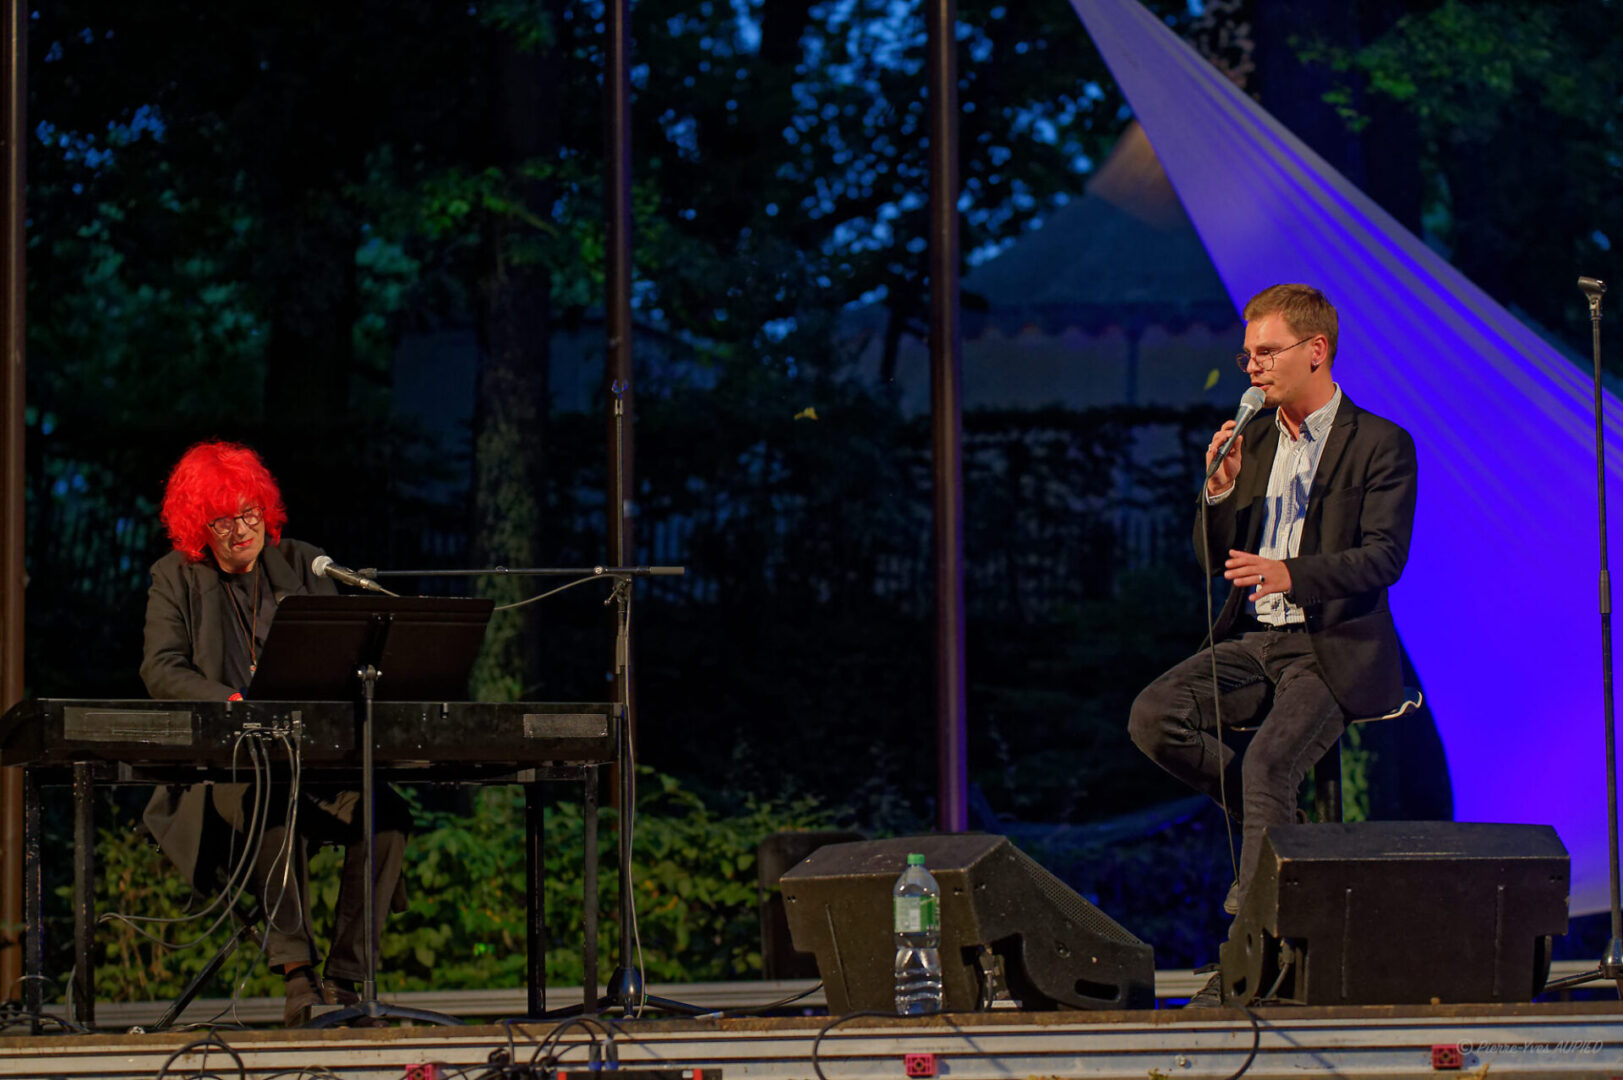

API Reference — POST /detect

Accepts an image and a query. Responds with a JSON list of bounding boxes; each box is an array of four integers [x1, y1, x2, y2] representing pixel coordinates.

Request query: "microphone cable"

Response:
[[215, 725, 307, 1030], [1198, 434, 1243, 901], [100, 729, 275, 950]]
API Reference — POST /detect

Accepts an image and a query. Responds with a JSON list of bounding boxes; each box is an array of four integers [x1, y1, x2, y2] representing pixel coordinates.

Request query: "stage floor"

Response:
[[2, 983, 1618, 1080]]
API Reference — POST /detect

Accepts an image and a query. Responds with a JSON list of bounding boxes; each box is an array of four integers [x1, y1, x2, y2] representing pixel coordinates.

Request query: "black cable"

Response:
[[194, 729, 296, 1030], [154, 1032, 247, 1080], [1219, 1007, 1263, 1080], [493, 574, 604, 612], [717, 980, 825, 1016], [0, 998, 88, 1035], [1199, 483, 1242, 890], [233, 728, 307, 996], [1254, 951, 1294, 1005], [165, 726, 309, 1031], [1, 973, 89, 1035], [102, 730, 276, 949], [810, 1010, 892, 1080], [528, 1014, 618, 1069], [499, 1018, 521, 1073]]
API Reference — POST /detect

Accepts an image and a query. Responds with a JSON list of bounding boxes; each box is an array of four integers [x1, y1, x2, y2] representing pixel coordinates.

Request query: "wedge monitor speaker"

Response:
[[780, 834, 1154, 1013]]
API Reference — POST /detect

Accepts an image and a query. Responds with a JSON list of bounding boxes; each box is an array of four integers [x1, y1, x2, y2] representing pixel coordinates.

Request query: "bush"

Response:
[[74, 770, 835, 1004]]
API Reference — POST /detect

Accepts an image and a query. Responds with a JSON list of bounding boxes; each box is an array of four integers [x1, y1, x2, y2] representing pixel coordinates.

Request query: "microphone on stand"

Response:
[[311, 555, 391, 594], [1205, 386, 1268, 482]]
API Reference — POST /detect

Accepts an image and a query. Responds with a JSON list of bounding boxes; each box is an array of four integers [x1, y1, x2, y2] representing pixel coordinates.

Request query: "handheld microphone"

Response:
[[1205, 386, 1267, 481], [311, 555, 388, 593]]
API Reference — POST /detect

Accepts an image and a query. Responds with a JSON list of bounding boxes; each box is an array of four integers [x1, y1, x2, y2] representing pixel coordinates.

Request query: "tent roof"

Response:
[[963, 121, 1238, 335]]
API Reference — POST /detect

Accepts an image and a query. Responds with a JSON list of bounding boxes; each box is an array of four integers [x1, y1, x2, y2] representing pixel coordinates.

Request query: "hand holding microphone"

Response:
[[1205, 422, 1244, 496], [1205, 386, 1267, 495]]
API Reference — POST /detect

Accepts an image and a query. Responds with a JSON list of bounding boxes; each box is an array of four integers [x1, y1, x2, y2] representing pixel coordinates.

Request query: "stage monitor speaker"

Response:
[[758, 830, 865, 979], [1219, 822, 1569, 1006], [780, 834, 1155, 1014]]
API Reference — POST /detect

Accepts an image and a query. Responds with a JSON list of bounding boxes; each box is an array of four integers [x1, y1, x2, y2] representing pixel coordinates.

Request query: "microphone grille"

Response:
[[310, 555, 333, 578]]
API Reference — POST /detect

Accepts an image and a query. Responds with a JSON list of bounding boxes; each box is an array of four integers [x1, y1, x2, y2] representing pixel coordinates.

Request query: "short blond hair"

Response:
[[1243, 283, 1338, 363]]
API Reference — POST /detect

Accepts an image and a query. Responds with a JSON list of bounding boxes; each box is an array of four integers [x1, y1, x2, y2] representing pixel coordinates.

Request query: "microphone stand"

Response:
[[365, 561, 702, 1017], [1545, 276, 1623, 998], [312, 654, 467, 1029]]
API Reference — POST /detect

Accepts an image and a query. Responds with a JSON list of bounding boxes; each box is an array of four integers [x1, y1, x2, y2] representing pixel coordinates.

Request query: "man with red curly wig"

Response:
[[140, 440, 410, 1026]]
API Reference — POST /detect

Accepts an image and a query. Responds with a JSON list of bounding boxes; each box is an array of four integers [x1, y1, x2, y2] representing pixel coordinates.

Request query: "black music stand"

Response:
[[251, 595, 491, 703], [251, 594, 492, 1027]]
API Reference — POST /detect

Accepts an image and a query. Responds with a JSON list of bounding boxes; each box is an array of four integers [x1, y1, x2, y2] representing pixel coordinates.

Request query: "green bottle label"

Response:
[[894, 896, 939, 933]]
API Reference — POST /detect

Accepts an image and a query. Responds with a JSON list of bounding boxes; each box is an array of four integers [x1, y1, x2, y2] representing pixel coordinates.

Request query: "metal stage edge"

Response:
[[1, 994, 1619, 1080]]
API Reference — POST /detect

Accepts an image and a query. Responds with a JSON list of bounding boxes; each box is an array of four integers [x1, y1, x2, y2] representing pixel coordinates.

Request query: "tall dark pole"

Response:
[[927, 0, 967, 833], [1580, 277, 1623, 976], [603, 0, 639, 1008], [1550, 275, 1623, 998], [0, 0, 25, 1003]]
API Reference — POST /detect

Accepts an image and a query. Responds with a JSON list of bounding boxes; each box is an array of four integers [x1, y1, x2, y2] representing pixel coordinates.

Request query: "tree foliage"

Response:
[[1302, 0, 1623, 358]]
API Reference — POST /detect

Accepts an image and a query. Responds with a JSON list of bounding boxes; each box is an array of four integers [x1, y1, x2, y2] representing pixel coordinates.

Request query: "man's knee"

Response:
[[1127, 681, 1181, 758]]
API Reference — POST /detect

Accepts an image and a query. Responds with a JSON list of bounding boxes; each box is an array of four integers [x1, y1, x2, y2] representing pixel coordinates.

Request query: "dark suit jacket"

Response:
[[140, 538, 336, 701], [140, 538, 338, 889], [1196, 393, 1418, 717]]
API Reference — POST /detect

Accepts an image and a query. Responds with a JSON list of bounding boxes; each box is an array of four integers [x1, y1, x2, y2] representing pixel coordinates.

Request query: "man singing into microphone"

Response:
[[140, 441, 410, 1026], [1127, 284, 1417, 956]]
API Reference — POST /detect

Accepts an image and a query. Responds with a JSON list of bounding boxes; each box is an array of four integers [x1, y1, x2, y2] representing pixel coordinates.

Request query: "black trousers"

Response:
[[1128, 628, 1346, 909], [234, 784, 412, 978]]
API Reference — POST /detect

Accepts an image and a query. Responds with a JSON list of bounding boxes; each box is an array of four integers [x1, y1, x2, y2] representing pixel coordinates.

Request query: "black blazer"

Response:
[[140, 537, 337, 700], [1196, 393, 1418, 717], [140, 537, 339, 890]]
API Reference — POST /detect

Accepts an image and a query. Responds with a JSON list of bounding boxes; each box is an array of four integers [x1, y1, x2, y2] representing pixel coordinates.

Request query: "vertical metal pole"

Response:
[[359, 666, 378, 1004], [71, 764, 94, 1028], [0, 0, 27, 1003], [524, 780, 546, 1016], [1581, 278, 1623, 974], [927, 0, 967, 833], [21, 769, 37, 1029], [604, 0, 634, 622], [604, 0, 640, 1005], [581, 764, 599, 1013]]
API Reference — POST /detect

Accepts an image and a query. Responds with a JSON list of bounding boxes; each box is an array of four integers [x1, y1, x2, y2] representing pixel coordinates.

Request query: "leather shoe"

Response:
[[1223, 880, 1240, 915], [282, 966, 327, 1027], [325, 977, 361, 1008], [1185, 971, 1225, 1008]]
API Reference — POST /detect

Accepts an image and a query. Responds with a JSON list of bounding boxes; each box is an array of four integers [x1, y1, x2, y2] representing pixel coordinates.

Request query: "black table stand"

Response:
[[1546, 275, 1623, 999]]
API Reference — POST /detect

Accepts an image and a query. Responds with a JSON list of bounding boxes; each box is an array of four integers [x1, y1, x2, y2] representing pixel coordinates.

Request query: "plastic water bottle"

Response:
[[893, 852, 943, 1015]]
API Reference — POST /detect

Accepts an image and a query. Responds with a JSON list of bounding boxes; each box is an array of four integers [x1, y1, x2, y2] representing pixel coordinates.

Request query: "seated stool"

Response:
[[1312, 688, 1425, 823]]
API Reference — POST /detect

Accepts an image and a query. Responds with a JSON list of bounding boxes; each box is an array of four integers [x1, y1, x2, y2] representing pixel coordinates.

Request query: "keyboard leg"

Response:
[[582, 765, 598, 1015], [525, 779, 546, 1017], [22, 767, 40, 1032], [72, 763, 95, 1029]]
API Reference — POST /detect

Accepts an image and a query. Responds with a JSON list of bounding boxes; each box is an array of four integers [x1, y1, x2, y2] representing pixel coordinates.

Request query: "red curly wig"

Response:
[[160, 441, 288, 562]]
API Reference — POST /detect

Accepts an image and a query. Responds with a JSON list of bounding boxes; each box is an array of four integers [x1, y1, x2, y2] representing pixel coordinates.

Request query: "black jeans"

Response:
[[1128, 629, 1346, 909]]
